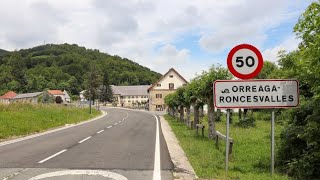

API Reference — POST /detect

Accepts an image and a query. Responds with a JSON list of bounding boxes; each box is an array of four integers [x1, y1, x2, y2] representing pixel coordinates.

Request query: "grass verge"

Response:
[[164, 114, 290, 180], [0, 103, 101, 140]]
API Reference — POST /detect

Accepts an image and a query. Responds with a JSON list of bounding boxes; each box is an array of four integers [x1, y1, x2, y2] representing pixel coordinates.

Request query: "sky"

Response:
[[0, 0, 313, 80]]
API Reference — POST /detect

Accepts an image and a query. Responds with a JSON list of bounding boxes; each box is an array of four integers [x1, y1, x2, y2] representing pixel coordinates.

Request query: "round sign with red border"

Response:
[[227, 44, 263, 79]]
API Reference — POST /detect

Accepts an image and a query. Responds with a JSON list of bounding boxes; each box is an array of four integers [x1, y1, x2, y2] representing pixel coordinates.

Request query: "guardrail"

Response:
[[215, 131, 234, 155]]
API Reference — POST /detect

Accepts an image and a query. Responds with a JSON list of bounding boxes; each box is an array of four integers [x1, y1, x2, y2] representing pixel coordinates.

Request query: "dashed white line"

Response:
[[119, 121, 121, 123], [38, 149, 67, 164], [107, 126, 112, 128], [96, 130, 104, 134], [114, 123, 118, 125], [78, 136, 92, 144]]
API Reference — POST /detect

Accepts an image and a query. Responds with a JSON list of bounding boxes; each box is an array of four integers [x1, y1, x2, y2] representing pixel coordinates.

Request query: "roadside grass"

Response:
[[165, 113, 290, 180], [0, 103, 101, 140]]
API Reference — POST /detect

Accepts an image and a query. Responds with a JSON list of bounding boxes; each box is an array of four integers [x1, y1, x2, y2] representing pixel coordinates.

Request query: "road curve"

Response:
[[0, 108, 173, 180]]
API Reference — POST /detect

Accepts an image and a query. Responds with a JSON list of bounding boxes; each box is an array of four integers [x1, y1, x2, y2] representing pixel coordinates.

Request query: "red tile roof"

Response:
[[48, 90, 64, 95], [0, 91, 17, 99]]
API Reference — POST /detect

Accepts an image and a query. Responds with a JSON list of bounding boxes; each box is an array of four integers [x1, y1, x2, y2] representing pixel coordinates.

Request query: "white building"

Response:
[[112, 85, 150, 108]]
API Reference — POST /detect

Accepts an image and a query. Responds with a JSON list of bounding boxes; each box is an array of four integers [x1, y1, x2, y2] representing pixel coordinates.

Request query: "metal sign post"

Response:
[[226, 109, 230, 175], [215, 44, 300, 177], [271, 110, 275, 175]]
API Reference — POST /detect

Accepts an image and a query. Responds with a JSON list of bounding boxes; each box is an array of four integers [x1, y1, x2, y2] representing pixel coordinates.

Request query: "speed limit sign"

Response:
[[227, 44, 263, 79]]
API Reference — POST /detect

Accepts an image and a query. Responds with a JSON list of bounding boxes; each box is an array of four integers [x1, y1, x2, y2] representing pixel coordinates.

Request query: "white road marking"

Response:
[[123, 112, 129, 120], [28, 170, 128, 180], [153, 114, 161, 180], [38, 149, 67, 163], [107, 126, 112, 128], [119, 121, 122, 123], [114, 123, 118, 125], [97, 130, 104, 134], [78, 136, 92, 144]]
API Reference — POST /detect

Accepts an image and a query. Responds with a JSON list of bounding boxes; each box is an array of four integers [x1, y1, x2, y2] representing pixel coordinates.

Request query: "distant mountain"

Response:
[[0, 44, 161, 95]]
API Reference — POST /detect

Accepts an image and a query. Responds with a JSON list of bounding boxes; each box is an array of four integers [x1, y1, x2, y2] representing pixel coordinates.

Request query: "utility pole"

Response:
[[89, 90, 92, 114]]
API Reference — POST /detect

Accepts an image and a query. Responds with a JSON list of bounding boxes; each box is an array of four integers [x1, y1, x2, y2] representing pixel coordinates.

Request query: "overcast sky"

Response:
[[0, 0, 313, 80]]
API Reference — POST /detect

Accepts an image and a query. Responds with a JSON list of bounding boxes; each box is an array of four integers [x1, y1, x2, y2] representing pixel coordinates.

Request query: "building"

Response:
[[48, 90, 65, 103], [10, 92, 43, 103], [0, 91, 17, 104], [63, 90, 71, 103], [112, 85, 150, 108], [148, 68, 188, 111]]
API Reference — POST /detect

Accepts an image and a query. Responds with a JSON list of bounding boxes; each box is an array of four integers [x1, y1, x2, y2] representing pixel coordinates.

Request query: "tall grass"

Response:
[[0, 103, 101, 140], [165, 113, 290, 180]]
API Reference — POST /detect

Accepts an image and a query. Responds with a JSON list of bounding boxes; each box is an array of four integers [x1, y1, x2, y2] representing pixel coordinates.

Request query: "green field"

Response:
[[0, 103, 101, 140], [165, 113, 290, 180]]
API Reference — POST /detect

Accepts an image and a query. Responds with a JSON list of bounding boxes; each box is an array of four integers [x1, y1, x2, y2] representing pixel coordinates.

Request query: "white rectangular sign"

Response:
[[214, 80, 299, 108]]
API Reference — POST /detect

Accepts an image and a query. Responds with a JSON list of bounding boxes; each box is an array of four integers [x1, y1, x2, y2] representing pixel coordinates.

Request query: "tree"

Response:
[[164, 93, 178, 117], [277, 1, 320, 179], [85, 64, 102, 105], [255, 61, 278, 79], [55, 96, 63, 104], [185, 77, 205, 128], [175, 87, 186, 122], [198, 65, 232, 139], [8, 52, 27, 92], [99, 71, 113, 104]]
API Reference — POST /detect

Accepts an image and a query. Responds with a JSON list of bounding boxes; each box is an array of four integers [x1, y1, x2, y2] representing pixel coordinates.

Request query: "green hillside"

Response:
[[0, 44, 161, 95], [0, 49, 8, 57]]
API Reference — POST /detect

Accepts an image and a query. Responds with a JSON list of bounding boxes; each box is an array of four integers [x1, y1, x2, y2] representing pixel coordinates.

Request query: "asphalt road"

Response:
[[0, 108, 173, 180]]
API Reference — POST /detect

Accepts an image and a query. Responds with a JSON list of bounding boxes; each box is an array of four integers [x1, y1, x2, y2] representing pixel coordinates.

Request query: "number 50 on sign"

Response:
[[227, 44, 263, 79]]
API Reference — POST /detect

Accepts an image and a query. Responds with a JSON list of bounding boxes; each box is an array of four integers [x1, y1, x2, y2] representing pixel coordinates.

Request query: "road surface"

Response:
[[0, 108, 173, 180]]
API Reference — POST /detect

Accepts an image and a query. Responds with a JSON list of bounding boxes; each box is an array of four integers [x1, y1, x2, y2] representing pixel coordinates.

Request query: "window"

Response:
[[157, 84, 161, 87], [169, 83, 174, 90], [169, 75, 173, 78], [128, 96, 131, 99], [136, 96, 139, 98], [156, 94, 162, 98]]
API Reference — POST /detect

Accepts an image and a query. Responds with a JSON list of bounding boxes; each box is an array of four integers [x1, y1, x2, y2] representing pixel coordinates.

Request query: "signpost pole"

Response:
[[226, 109, 230, 176], [271, 110, 275, 175]]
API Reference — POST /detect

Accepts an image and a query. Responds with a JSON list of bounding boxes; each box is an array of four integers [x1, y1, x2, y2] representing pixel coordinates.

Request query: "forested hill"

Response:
[[0, 49, 8, 56], [0, 44, 161, 95]]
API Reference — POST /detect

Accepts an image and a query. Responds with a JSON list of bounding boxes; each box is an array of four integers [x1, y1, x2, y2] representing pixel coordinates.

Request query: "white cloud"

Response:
[[0, 0, 310, 79], [263, 36, 300, 62]]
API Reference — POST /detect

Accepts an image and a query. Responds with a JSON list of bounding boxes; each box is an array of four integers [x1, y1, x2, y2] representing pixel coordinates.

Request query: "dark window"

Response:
[[169, 83, 174, 90], [157, 84, 161, 87], [169, 75, 173, 78], [156, 94, 162, 98]]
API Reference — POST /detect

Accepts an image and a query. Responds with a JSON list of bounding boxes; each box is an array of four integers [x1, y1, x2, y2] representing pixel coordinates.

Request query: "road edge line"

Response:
[[153, 114, 161, 180]]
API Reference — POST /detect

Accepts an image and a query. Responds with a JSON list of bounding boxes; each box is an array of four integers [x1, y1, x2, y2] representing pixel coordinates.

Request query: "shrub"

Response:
[[277, 99, 320, 179], [236, 116, 256, 128], [55, 96, 63, 104]]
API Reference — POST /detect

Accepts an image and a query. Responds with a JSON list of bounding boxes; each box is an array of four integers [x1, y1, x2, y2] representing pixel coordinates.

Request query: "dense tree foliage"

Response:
[[0, 44, 161, 95], [277, 1, 320, 179]]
